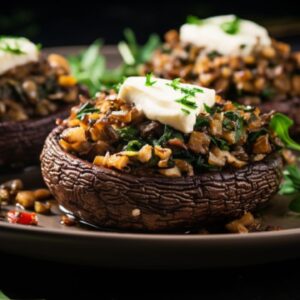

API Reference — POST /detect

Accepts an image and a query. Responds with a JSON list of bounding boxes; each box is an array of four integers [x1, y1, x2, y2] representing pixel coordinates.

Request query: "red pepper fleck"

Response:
[[7, 210, 38, 225]]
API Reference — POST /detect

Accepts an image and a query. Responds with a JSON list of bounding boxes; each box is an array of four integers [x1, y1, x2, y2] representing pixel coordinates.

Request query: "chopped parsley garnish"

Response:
[[194, 116, 210, 129], [224, 111, 244, 142], [0, 41, 26, 55], [166, 78, 203, 113], [124, 140, 144, 151], [166, 78, 181, 90], [167, 78, 203, 96], [211, 137, 229, 151], [220, 16, 240, 35], [154, 125, 183, 146], [181, 108, 190, 115], [117, 126, 138, 142], [176, 96, 198, 110], [207, 51, 220, 60], [205, 104, 224, 115], [186, 15, 204, 25], [145, 73, 156, 86], [180, 86, 203, 97], [76, 102, 100, 120], [248, 128, 268, 144]]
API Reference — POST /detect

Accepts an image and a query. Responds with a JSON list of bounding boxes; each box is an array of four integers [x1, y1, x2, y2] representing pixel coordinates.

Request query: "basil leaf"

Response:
[[270, 113, 300, 151]]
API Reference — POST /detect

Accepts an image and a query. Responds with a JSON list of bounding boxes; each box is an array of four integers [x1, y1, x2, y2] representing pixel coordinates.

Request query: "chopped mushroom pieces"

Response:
[[188, 131, 211, 154], [226, 212, 256, 233], [59, 91, 281, 177]]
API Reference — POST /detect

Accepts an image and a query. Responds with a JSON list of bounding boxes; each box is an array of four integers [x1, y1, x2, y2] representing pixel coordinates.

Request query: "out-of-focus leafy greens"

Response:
[[279, 164, 300, 213], [68, 29, 160, 96]]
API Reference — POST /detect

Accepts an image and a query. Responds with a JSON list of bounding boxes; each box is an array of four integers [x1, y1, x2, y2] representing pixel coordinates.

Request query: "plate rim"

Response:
[[1, 220, 300, 242]]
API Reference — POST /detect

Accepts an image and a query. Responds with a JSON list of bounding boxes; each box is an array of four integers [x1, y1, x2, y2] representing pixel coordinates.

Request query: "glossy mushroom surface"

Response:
[[41, 126, 283, 232]]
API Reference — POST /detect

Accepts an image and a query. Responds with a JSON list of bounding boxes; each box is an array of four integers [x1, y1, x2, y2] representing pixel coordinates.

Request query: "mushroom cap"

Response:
[[41, 126, 283, 232], [0, 106, 71, 167]]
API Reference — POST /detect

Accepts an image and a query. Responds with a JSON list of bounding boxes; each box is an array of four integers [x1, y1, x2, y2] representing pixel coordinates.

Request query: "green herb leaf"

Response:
[[124, 140, 144, 151], [119, 28, 160, 69], [166, 78, 181, 90], [204, 103, 222, 115], [207, 50, 220, 60], [145, 73, 156, 86], [194, 115, 210, 129], [0, 42, 26, 55], [181, 108, 190, 115], [76, 102, 100, 120], [117, 126, 138, 142], [154, 125, 183, 146], [224, 111, 244, 142], [176, 96, 197, 110], [211, 136, 229, 151], [186, 15, 203, 25], [248, 128, 268, 144], [220, 16, 240, 35], [270, 113, 300, 151]]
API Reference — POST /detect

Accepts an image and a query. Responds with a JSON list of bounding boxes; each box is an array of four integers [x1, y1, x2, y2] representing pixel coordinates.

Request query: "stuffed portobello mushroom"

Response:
[[0, 37, 80, 167], [143, 15, 300, 135], [40, 75, 296, 232]]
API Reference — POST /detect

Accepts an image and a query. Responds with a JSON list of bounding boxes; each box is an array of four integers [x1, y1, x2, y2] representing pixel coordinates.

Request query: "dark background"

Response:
[[1, 0, 300, 47]]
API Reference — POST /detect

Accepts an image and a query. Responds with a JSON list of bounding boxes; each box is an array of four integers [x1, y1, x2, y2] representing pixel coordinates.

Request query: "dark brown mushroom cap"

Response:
[[0, 106, 71, 167], [41, 126, 283, 232]]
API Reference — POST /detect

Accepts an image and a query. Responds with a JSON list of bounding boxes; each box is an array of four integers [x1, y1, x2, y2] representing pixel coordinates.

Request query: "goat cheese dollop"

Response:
[[180, 15, 271, 56], [0, 37, 39, 75], [118, 76, 215, 133]]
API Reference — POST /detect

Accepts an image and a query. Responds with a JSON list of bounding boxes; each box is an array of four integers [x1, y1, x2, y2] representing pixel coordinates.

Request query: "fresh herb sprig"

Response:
[[186, 15, 204, 25], [69, 29, 160, 96], [76, 102, 100, 120], [167, 78, 203, 114], [68, 40, 106, 96], [118, 28, 160, 68], [145, 73, 156, 86], [0, 41, 26, 55], [175, 96, 198, 109], [220, 16, 240, 35]]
